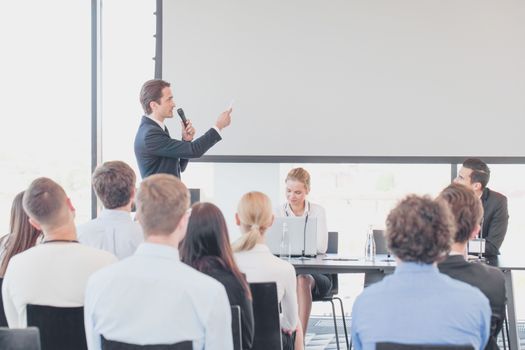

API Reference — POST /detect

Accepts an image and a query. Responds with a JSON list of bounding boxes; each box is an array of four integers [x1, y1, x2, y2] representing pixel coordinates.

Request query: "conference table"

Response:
[[292, 253, 525, 349]]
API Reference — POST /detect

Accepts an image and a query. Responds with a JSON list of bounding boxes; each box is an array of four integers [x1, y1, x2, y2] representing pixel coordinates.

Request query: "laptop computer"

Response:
[[265, 217, 318, 257]]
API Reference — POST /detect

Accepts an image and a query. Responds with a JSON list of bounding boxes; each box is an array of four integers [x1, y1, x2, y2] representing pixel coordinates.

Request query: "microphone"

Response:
[[176, 108, 189, 127]]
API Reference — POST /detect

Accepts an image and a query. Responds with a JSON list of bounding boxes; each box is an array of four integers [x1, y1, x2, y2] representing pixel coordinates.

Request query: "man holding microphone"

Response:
[[134, 79, 232, 179]]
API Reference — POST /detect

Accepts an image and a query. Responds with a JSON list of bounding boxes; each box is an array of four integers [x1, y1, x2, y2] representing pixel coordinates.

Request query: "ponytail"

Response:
[[234, 192, 273, 252], [233, 226, 262, 252]]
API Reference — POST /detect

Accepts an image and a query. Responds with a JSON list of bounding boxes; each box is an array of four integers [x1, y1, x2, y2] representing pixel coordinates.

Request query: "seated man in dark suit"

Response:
[[437, 183, 506, 350], [134, 79, 232, 179], [455, 158, 509, 256]]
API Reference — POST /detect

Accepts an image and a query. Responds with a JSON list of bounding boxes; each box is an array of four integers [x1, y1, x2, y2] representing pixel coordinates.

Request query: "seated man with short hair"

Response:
[[437, 183, 506, 350], [351, 195, 491, 350], [84, 174, 232, 350], [77, 160, 143, 259], [2, 177, 117, 328]]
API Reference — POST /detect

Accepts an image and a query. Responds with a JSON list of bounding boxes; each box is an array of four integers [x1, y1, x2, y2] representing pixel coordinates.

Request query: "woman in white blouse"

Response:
[[276, 168, 331, 337], [233, 191, 303, 350]]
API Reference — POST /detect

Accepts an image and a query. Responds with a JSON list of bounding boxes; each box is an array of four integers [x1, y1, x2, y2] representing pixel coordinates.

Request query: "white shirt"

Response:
[[77, 209, 144, 260], [2, 242, 117, 327], [276, 200, 329, 254], [234, 244, 298, 331], [84, 243, 233, 350]]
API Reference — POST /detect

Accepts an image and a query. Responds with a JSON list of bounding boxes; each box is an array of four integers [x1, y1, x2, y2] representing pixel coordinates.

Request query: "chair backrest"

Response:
[[327, 231, 338, 254], [231, 305, 242, 350], [249, 282, 282, 350], [0, 278, 8, 327], [101, 336, 192, 350], [26, 304, 86, 350], [376, 343, 474, 350], [0, 327, 41, 350], [326, 232, 339, 294]]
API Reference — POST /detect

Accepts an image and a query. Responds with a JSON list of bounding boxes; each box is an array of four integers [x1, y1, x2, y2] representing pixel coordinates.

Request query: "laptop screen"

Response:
[[265, 217, 318, 257]]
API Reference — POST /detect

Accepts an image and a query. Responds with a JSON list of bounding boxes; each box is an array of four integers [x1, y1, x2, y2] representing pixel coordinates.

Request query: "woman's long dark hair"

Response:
[[0, 191, 43, 277], [180, 202, 251, 299]]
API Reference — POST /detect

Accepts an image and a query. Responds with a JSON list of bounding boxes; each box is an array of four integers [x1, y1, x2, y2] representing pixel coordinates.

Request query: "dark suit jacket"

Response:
[[481, 188, 509, 256], [134, 116, 222, 178], [438, 255, 506, 350], [206, 267, 254, 350]]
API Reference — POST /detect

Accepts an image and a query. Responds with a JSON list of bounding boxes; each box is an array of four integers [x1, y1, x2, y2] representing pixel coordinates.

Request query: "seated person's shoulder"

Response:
[[473, 260, 505, 282]]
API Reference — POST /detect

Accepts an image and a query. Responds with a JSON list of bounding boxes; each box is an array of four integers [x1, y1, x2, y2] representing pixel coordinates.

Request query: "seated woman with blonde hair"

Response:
[[276, 167, 331, 336], [233, 191, 303, 350]]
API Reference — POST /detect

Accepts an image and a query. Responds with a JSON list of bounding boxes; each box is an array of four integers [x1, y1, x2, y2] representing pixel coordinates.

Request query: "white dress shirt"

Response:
[[2, 242, 117, 327], [84, 243, 233, 350], [77, 209, 144, 259], [234, 244, 298, 331], [276, 200, 329, 254]]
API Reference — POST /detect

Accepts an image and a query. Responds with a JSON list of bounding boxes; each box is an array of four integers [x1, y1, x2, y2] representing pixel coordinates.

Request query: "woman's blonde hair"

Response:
[[286, 167, 311, 192], [232, 191, 273, 252]]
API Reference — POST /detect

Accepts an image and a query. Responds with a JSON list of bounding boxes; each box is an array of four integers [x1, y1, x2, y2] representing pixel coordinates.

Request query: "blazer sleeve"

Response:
[[144, 127, 221, 160]]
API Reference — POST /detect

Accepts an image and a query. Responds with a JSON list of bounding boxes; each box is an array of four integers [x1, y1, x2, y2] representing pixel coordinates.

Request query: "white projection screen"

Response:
[[162, 0, 525, 158]]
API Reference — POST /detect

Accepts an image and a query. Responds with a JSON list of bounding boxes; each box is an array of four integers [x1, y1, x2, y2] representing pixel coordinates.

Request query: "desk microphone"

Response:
[[478, 217, 485, 261], [302, 214, 309, 257], [176, 108, 189, 127]]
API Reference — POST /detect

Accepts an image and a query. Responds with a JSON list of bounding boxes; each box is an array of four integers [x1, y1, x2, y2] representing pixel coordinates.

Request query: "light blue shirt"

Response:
[[351, 262, 491, 350], [77, 209, 144, 259], [84, 243, 233, 350]]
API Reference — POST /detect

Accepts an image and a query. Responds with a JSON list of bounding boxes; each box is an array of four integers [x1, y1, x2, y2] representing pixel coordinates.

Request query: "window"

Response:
[[0, 0, 91, 233]]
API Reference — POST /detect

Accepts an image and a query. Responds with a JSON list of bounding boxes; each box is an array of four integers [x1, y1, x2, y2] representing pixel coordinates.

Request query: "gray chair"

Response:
[[26, 304, 86, 350], [101, 337, 192, 350], [249, 282, 282, 350], [231, 305, 242, 350], [0, 327, 41, 350], [0, 278, 8, 327], [376, 343, 474, 350], [312, 231, 350, 350]]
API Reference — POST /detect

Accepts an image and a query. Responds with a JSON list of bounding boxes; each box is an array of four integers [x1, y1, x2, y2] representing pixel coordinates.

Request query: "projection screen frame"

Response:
[[155, 0, 525, 164]]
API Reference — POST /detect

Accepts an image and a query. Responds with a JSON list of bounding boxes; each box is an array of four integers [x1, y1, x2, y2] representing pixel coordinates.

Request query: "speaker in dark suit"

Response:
[[134, 79, 231, 179], [480, 187, 508, 256], [455, 158, 509, 256]]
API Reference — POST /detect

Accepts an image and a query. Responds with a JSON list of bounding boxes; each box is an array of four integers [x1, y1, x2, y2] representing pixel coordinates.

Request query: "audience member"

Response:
[[180, 202, 254, 350], [77, 161, 143, 259], [351, 195, 491, 350], [455, 158, 509, 256], [275, 167, 330, 335], [233, 191, 303, 350], [437, 183, 506, 350], [84, 174, 232, 350], [0, 191, 43, 277], [1, 178, 116, 327]]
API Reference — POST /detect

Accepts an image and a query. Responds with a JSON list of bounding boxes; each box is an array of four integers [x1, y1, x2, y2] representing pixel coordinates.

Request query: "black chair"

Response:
[[0, 327, 41, 350], [376, 343, 474, 350], [101, 336, 192, 350], [312, 231, 350, 350], [249, 282, 282, 350], [0, 278, 8, 327], [231, 305, 242, 350], [26, 304, 87, 350]]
